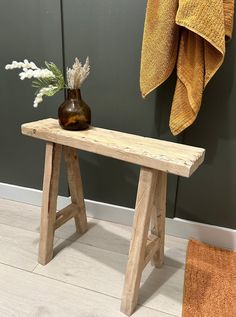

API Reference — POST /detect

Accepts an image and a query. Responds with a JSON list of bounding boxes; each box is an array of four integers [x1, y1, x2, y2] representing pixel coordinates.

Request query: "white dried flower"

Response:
[[19, 68, 55, 81], [66, 57, 90, 89], [33, 85, 56, 108], [5, 60, 39, 71]]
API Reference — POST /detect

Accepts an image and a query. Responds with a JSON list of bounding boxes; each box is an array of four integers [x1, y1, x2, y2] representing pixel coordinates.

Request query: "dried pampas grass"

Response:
[[67, 57, 90, 89]]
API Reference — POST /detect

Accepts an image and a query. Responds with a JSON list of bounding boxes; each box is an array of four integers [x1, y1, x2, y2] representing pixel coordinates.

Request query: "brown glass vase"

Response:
[[58, 89, 91, 131]]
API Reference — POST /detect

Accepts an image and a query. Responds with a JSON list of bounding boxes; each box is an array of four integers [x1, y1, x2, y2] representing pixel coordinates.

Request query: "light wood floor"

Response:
[[0, 198, 188, 317]]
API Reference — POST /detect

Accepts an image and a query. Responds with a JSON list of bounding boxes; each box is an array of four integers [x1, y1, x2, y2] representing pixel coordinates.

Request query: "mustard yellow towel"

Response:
[[140, 0, 234, 135]]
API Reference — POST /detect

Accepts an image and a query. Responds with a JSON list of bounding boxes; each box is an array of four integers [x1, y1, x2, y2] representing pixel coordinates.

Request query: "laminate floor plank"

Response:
[[0, 223, 41, 271], [0, 264, 175, 317], [34, 240, 184, 316], [0, 198, 187, 316], [0, 198, 41, 233], [0, 198, 187, 267]]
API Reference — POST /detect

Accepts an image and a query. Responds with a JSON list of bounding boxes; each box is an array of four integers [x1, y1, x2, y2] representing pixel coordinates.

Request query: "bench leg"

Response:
[[39, 145, 88, 265], [63, 146, 88, 234], [39, 142, 62, 265], [121, 167, 158, 316], [151, 171, 167, 267]]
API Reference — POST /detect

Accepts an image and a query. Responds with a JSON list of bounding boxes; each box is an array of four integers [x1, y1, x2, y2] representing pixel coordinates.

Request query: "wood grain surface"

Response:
[[22, 118, 205, 177]]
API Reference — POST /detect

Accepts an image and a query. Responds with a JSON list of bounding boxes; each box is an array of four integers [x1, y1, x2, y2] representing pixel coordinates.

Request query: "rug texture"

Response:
[[182, 240, 236, 317]]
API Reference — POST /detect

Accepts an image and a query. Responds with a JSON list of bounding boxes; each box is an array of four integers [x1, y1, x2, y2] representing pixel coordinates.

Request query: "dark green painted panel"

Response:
[[0, 0, 67, 195], [175, 18, 236, 229], [0, 0, 180, 218], [62, 0, 178, 215]]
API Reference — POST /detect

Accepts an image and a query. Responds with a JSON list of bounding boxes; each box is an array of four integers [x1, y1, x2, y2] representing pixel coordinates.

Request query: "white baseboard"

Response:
[[0, 182, 235, 250], [0, 182, 70, 210]]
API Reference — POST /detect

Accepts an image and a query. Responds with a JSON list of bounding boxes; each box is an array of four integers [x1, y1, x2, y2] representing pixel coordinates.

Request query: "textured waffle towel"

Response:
[[140, 0, 234, 135], [183, 240, 236, 317]]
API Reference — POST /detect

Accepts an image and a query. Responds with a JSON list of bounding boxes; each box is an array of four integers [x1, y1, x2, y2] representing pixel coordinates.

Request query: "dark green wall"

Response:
[[0, 0, 68, 195], [0, 1, 235, 228]]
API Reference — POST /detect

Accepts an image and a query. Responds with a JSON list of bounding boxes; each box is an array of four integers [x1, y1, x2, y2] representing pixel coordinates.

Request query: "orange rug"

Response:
[[182, 240, 236, 317]]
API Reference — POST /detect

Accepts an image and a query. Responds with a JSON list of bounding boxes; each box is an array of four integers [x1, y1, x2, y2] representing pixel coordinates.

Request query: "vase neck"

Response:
[[67, 89, 81, 100]]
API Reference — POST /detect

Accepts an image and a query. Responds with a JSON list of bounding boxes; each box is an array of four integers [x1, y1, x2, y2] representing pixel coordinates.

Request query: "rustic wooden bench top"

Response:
[[21, 118, 205, 177]]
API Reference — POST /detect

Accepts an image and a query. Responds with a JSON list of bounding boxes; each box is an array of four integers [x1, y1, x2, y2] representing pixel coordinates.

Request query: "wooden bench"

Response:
[[21, 118, 205, 316]]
